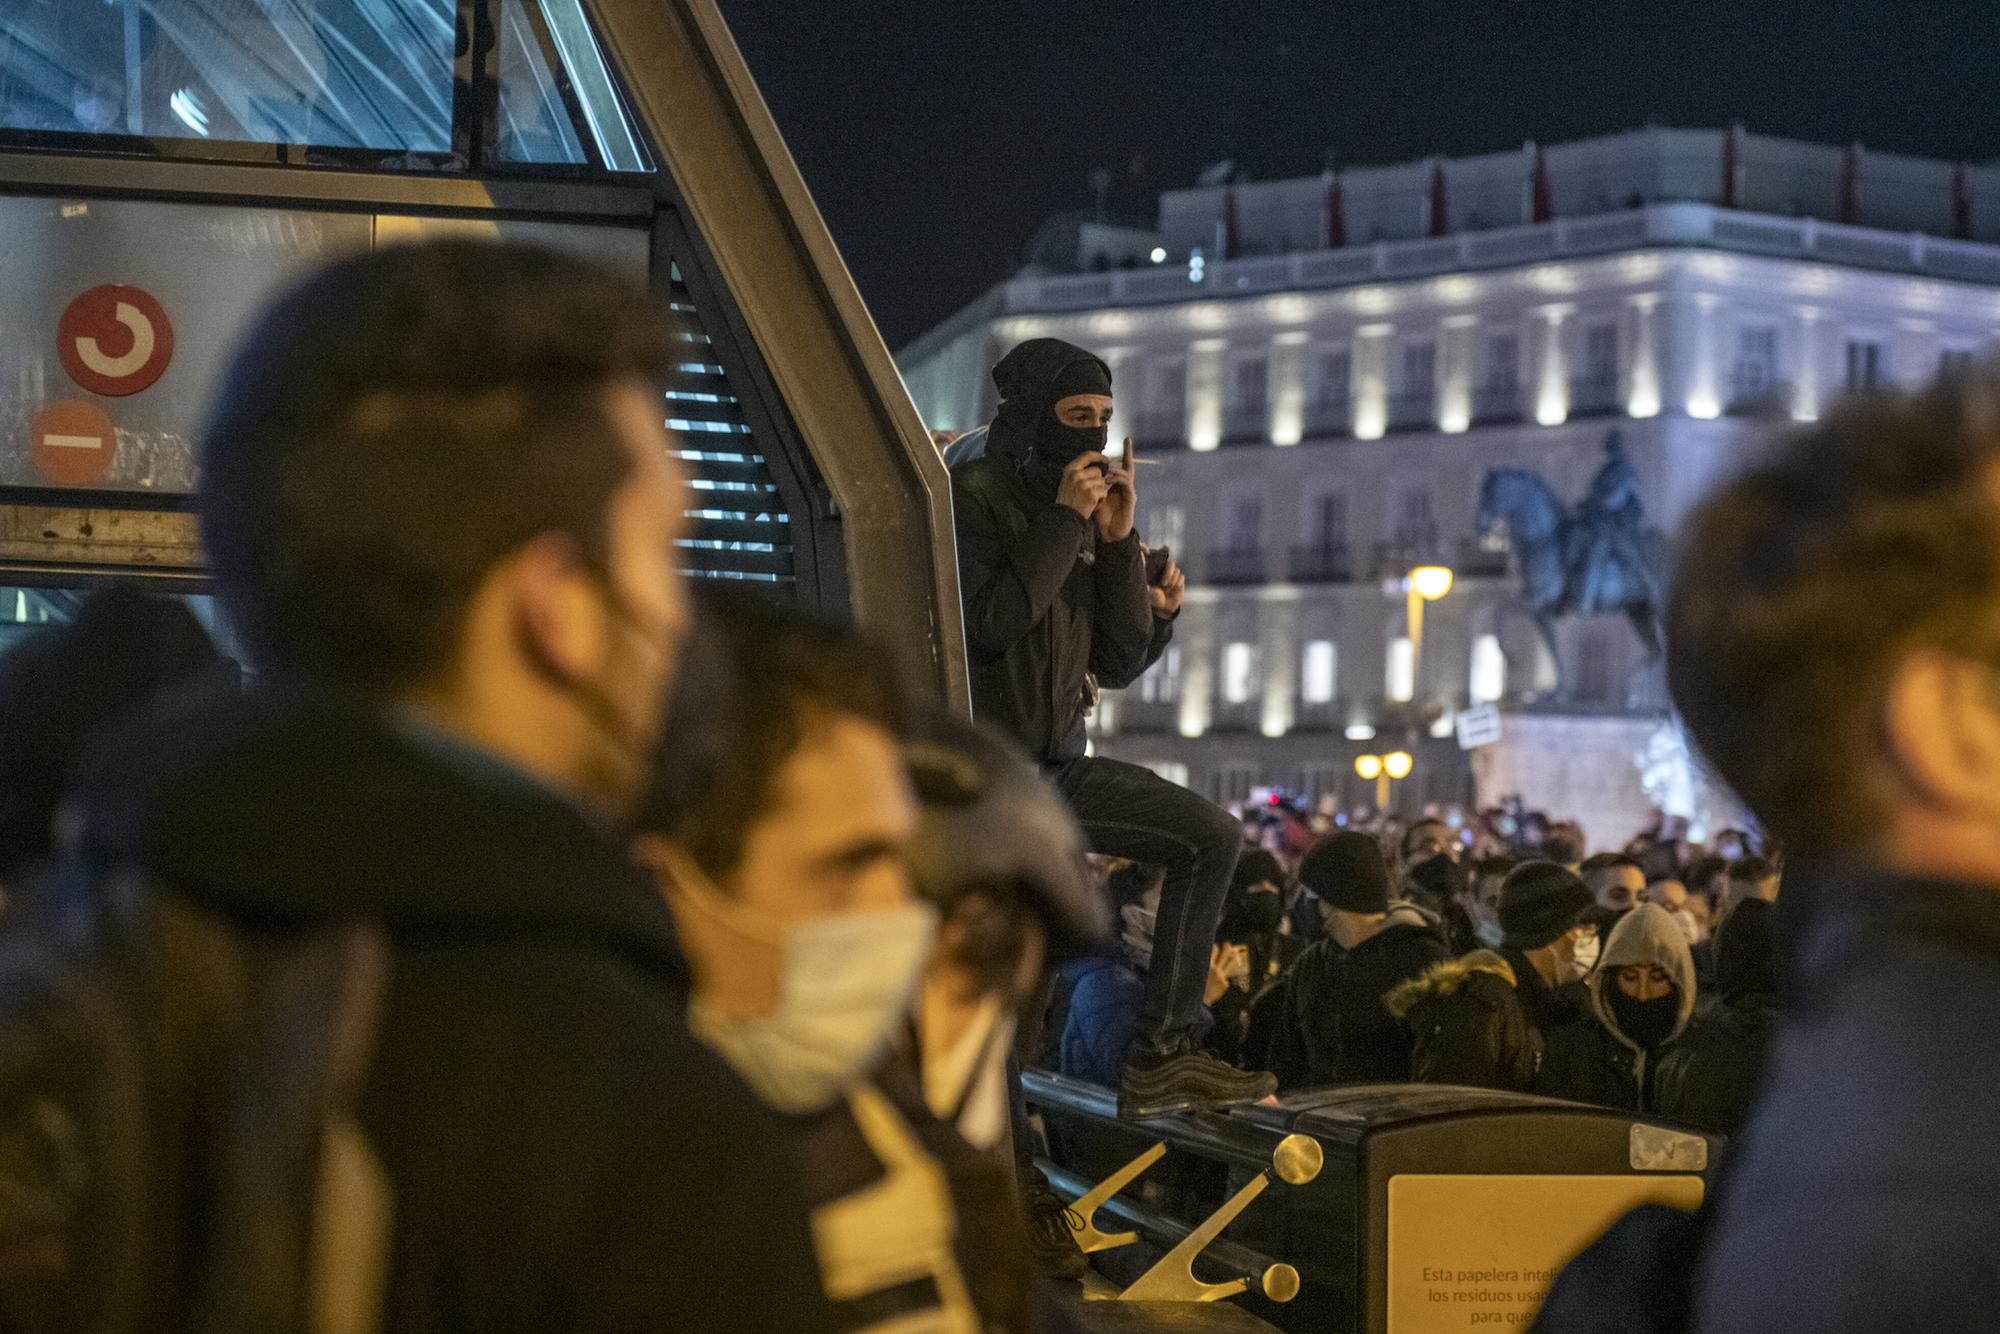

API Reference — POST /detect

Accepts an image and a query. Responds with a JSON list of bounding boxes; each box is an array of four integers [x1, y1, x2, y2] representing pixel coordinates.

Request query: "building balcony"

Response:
[[1288, 543, 1355, 583], [1455, 536, 1511, 579], [1368, 538, 1446, 580], [1727, 378, 1792, 416], [1220, 405, 1270, 445], [1472, 383, 1523, 424], [1002, 202, 2000, 317], [1132, 410, 1187, 449], [1302, 401, 1352, 439], [1568, 374, 1620, 417], [1386, 390, 1436, 433], [1205, 547, 1268, 585]]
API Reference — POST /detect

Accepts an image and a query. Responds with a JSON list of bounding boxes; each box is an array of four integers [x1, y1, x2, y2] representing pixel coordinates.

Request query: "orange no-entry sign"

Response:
[[29, 399, 117, 486]]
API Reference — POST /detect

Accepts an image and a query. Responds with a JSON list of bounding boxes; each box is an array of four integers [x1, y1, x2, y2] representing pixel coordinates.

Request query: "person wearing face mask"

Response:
[[1491, 861, 1598, 1038], [1535, 903, 1698, 1113], [953, 338, 1274, 1119], [51, 243, 833, 1334], [632, 592, 1018, 1334]]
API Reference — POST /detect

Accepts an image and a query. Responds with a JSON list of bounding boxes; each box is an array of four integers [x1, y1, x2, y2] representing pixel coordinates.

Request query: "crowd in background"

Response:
[[1048, 795, 1782, 1140]]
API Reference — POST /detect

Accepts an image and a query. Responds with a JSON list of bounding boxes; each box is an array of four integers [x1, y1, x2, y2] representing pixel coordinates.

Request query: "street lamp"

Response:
[[1405, 564, 1454, 692], [1355, 750, 1414, 811]]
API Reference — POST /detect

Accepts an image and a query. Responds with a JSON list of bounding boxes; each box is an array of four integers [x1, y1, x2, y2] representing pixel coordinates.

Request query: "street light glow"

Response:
[[1150, 246, 1168, 263], [1410, 565, 1454, 601], [1384, 751, 1414, 780], [1354, 754, 1384, 780]]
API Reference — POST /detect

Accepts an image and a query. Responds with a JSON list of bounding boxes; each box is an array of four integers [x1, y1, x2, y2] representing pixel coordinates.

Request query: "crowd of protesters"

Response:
[[1045, 796, 1783, 1139], [0, 243, 1996, 1334]]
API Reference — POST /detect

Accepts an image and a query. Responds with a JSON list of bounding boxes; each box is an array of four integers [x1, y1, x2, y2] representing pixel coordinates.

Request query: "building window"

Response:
[[1316, 346, 1352, 408], [1575, 631, 1611, 703], [1309, 492, 1348, 550], [1151, 761, 1190, 788], [1402, 341, 1437, 395], [1302, 640, 1338, 704], [1486, 333, 1519, 388], [1845, 338, 1883, 390], [1151, 360, 1187, 410], [1226, 495, 1262, 554], [1470, 633, 1506, 703], [1143, 502, 1185, 559], [1233, 357, 1268, 413], [1139, 644, 1181, 704], [1731, 325, 1780, 402], [1222, 642, 1259, 705], [1582, 323, 1618, 384], [1394, 488, 1436, 554], [1386, 636, 1416, 702], [1216, 764, 1255, 806]]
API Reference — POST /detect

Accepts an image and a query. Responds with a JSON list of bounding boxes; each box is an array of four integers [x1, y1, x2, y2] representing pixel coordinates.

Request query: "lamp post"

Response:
[[1405, 565, 1454, 688], [1354, 750, 1414, 812]]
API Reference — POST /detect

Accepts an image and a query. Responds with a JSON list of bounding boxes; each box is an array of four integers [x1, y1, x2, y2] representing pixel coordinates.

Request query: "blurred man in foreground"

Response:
[[56, 242, 831, 1332]]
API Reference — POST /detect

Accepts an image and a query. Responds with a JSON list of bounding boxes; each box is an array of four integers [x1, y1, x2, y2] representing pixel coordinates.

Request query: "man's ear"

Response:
[[1883, 650, 2000, 818], [510, 531, 603, 685]]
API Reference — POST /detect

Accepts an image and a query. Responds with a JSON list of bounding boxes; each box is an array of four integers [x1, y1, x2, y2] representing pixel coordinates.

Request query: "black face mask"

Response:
[[1024, 413, 1108, 501], [1608, 986, 1679, 1051]]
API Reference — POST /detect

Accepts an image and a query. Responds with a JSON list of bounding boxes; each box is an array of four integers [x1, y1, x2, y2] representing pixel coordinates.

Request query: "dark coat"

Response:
[[1278, 912, 1450, 1088], [1535, 904, 1696, 1115], [1387, 951, 1542, 1092], [951, 341, 1163, 763], [70, 686, 835, 1334], [1649, 997, 1774, 1136], [1693, 872, 2000, 1331]]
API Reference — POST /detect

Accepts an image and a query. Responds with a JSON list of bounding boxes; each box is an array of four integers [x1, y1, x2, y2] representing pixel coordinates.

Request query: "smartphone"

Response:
[[1144, 544, 1173, 583]]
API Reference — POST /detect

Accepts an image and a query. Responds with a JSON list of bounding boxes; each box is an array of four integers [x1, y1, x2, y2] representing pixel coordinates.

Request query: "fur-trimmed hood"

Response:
[[1385, 949, 1518, 1019]]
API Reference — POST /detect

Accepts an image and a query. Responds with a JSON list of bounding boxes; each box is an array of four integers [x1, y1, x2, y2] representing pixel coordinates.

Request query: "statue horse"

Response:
[[1476, 464, 1669, 683]]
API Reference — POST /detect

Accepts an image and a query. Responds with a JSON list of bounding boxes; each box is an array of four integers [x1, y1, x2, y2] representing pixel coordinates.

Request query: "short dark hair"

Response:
[[201, 239, 673, 691], [1399, 817, 1450, 856], [1668, 370, 2000, 859], [633, 587, 907, 880], [1684, 853, 1728, 894], [1729, 855, 1777, 885], [1580, 852, 1640, 877]]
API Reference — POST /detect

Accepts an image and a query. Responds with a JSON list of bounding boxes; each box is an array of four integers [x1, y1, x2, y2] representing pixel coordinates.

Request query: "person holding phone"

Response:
[[951, 338, 1275, 1123]]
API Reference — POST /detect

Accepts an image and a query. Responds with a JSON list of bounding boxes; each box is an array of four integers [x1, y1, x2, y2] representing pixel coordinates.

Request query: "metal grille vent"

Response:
[[661, 262, 795, 589]]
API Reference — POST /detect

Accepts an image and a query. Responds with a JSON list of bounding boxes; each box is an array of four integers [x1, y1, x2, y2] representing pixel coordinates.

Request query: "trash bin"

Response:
[[1227, 1085, 1718, 1334]]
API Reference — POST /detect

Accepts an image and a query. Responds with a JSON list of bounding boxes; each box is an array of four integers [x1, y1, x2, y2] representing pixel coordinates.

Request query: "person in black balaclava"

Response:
[[951, 338, 1275, 1123]]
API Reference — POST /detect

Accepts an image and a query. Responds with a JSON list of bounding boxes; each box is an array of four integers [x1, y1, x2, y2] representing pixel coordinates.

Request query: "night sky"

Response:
[[716, 0, 2000, 351]]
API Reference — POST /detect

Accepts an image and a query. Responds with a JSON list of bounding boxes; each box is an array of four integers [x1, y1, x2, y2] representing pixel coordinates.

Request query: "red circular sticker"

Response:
[[57, 284, 174, 397], [29, 399, 118, 486]]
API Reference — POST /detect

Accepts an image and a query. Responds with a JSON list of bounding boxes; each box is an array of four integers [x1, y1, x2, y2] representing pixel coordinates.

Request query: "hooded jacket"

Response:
[[1537, 903, 1696, 1113], [65, 685, 835, 1334], [1387, 950, 1542, 1091], [1273, 905, 1450, 1089], [950, 339, 1165, 763]]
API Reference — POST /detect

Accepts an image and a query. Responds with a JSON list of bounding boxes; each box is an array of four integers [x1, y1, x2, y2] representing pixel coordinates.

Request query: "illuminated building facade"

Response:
[[900, 128, 2000, 836]]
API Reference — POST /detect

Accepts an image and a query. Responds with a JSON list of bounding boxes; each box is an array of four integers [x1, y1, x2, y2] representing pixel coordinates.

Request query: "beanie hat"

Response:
[[1499, 860, 1594, 950], [1049, 355, 1112, 402], [1300, 831, 1390, 915]]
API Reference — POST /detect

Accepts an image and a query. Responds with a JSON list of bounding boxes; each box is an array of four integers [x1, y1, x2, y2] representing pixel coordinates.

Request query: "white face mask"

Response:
[[673, 856, 938, 1116], [922, 992, 1016, 1151], [1473, 916, 1505, 949], [1569, 931, 1602, 981]]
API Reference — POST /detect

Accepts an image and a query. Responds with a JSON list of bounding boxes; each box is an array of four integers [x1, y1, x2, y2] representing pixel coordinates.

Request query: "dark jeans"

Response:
[[1046, 754, 1242, 1060]]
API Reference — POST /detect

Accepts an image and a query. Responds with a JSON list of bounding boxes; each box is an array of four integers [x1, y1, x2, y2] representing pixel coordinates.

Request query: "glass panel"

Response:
[[495, 0, 586, 165], [0, 584, 236, 660], [0, 0, 454, 154], [492, 0, 649, 171]]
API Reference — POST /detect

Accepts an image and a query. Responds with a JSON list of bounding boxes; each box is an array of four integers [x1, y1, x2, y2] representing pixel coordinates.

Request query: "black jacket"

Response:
[[951, 341, 1164, 763], [1276, 913, 1449, 1089], [1649, 996, 1774, 1136], [72, 686, 835, 1334]]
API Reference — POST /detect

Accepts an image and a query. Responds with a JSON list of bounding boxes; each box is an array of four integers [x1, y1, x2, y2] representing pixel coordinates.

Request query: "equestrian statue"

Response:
[[1475, 432, 1669, 686]]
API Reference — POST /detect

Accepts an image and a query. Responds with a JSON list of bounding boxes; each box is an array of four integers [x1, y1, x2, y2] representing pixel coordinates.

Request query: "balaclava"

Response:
[[1023, 356, 1113, 501], [1608, 987, 1680, 1051]]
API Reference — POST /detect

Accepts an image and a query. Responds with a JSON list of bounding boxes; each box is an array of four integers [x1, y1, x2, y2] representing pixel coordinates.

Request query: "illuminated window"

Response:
[[1152, 762, 1190, 787], [1139, 645, 1181, 704], [1386, 636, 1415, 702], [1731, 326, 1780, 402], [1302, 640, 1338, 704], [1470, 633, 1506, 703], [1222, 642, 1258, 704]]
